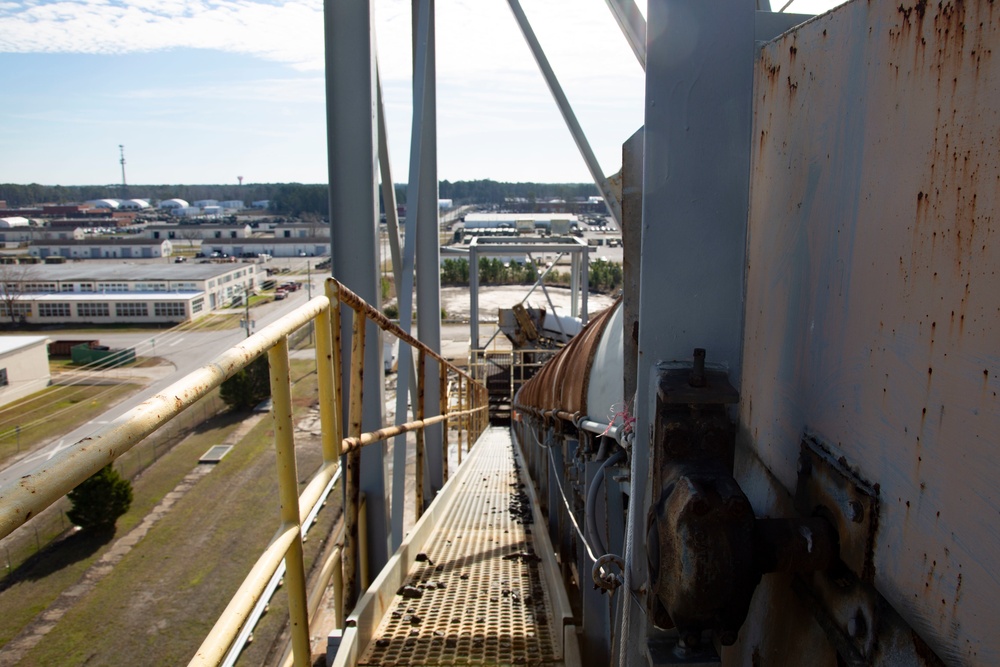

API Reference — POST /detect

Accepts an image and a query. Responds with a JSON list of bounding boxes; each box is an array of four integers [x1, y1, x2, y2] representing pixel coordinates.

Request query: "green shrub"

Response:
[[220, 355, 271, 412], [67, 464, 133, 532]]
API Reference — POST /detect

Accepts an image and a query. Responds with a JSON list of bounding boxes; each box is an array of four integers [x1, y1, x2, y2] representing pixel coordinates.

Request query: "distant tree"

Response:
[[178, 228, 202, 251], [0, 263, 36, 326], [220, 355, 271, 411], [67, 464, 133, 532]]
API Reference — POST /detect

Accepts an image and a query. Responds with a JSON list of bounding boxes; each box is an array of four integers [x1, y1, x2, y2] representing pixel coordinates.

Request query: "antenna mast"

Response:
[[119, 145, 128, 199]]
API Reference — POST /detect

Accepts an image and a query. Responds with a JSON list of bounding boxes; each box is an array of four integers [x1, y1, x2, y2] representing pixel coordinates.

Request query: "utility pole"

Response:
[[243, 287, 252, 338], [306, 261, 312, 300]]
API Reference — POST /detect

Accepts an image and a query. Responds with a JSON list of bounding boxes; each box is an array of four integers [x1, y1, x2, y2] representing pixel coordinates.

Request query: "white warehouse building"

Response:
[[28, 238, 172, 259], [1, 264, 258, 325], [158, 198, 190, 210], [0, 336, 51, 407]]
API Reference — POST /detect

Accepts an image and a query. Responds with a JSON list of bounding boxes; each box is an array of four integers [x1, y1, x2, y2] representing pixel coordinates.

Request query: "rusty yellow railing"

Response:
[[0, 277, 488, 667]]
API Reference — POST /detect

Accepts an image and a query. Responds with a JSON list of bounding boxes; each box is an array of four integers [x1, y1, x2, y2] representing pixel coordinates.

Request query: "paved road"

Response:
[[0, 282, 322, 487]]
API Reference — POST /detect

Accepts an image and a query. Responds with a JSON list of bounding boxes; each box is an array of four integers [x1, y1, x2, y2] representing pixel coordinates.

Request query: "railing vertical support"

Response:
[[415, 351, 426, 519], [332, 549, 344, 630], [359, 493, 370, 589], [457, 375, 464, 465], [439, 364, 448, 485], [344, 306, 366, 611], [267, 339, 310, 666], [316, 304, 340, 467]]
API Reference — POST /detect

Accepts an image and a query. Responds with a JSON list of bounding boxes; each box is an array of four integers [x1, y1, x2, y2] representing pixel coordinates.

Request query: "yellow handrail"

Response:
[[0, 276, 489, 667]]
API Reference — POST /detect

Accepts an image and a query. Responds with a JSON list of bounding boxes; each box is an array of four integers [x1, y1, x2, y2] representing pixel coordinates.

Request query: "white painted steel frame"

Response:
[[324, 0, 390, 579], [623, 0, 757, 663]]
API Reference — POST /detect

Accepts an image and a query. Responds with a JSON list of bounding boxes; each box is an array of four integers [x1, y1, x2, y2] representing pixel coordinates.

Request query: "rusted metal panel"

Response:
[[739, 0, 1000, 664], [515, 298, 621, 419]]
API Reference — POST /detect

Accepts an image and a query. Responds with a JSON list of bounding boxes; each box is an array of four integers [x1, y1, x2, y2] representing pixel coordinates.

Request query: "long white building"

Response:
[[28, 238, 172, 260], [0, 264, 257, 324]]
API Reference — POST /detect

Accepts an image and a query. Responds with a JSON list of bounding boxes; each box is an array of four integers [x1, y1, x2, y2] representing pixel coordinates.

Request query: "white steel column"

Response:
[[324, 0, 390, 576], [412, 0, 444, 503], [619, 0, 756, 663]]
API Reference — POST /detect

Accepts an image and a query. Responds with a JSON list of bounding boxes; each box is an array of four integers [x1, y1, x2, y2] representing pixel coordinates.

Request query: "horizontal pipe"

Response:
[[0, 296, 330, 541], [297, 462, 341, 526], [341, 406, 487, 452], [189, 523, 300, 666], [513, 403, 626, 444]]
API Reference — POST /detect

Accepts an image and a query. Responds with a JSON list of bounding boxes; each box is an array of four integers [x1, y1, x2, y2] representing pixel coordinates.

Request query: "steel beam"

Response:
[[504, 0, 623, 226], [620, 0, 756, 663], [324, 0, 389, 582], [469, 245, 479, 349], [412, 0, 444, 503], [378, 63, 421, 551], [602, 0, 647, 69]]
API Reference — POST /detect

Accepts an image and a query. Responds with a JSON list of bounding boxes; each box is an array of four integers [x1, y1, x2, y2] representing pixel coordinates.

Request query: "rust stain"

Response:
[[515, 300, 619, 417]]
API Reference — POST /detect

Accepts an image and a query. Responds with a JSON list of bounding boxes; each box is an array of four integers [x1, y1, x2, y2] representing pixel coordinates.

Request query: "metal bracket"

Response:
[[795, 436, 880, 582]]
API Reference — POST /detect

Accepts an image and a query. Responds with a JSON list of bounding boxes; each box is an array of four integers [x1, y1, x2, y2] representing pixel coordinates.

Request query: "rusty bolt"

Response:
[[847, 610, 868, 639], [689, 348, 707, 388], [848, 500, 865, 523]]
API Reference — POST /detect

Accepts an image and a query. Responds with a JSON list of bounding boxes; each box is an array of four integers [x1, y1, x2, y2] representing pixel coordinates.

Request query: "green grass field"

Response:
[[6, 357, 336, 665], [0, 383, 139, 468]]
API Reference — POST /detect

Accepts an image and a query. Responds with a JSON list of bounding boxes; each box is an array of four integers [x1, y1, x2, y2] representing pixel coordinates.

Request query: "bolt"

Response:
[[848, 500, 865, 523], [689, 348, 707, 388]]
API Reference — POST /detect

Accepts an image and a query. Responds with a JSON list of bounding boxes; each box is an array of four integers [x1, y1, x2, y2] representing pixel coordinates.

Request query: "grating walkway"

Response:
[[342, 427, 576, 666]]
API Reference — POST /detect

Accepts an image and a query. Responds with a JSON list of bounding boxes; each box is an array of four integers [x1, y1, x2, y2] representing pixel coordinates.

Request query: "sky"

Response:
[[0, 0, 844, 187]]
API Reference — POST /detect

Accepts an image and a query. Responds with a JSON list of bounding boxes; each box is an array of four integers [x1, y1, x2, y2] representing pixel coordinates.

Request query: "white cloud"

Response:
[[0, 0, 326, 68]]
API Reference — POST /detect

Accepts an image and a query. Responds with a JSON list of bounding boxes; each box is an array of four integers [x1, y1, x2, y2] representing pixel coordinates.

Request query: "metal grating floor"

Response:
[[358, 427, 562, 666]]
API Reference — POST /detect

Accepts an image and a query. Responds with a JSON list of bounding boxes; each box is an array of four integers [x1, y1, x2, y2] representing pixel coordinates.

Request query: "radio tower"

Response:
[[119, 145, 128, 199]]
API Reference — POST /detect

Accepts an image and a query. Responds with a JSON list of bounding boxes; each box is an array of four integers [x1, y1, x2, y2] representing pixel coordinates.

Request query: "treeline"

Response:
[[0, 183, 279, 208], [442, 258, 623, 293], [2, 179, 599, 214]]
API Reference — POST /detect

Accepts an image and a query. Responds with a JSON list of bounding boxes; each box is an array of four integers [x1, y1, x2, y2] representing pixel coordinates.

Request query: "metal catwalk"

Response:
[[334, 427, 579, 666]]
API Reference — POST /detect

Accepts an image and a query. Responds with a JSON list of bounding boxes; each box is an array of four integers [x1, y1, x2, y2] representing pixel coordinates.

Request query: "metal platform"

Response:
[[331, 427, 579, 666]]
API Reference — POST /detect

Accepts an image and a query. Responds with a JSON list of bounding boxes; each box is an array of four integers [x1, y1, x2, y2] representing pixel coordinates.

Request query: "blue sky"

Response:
[[0, 0, 841, 187]]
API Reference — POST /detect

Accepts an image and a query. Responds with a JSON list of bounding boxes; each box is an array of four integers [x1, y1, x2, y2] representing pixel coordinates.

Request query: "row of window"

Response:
[[12, 302, 191, 318], [17, 279, 244, 293]]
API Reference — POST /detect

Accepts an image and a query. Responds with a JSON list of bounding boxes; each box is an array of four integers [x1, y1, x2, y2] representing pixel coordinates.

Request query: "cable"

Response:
[[586, 448, 627, 558]]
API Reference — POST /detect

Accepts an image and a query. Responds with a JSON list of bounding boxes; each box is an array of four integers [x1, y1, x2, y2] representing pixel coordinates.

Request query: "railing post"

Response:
[[457, 375, 464, 465], [343, 306, 366, 612], [328, 278, 344, 459], [332, 549, 344, 630], [268, 339, 311, 666], [321, 281, 343, 460], [415, 350, 426, 519], [439, 364, 448, 485], [359, 493, 370, 590]]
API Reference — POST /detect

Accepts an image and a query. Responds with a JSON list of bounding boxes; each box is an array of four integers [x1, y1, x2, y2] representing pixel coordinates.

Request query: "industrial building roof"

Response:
[[30, 238, 168, 246], [0, 335, 49, 356], [14, 263, 253, 282]]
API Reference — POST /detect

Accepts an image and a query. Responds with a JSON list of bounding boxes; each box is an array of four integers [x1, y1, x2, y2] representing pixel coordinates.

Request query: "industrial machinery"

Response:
[[498, 303, 583, 349]]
